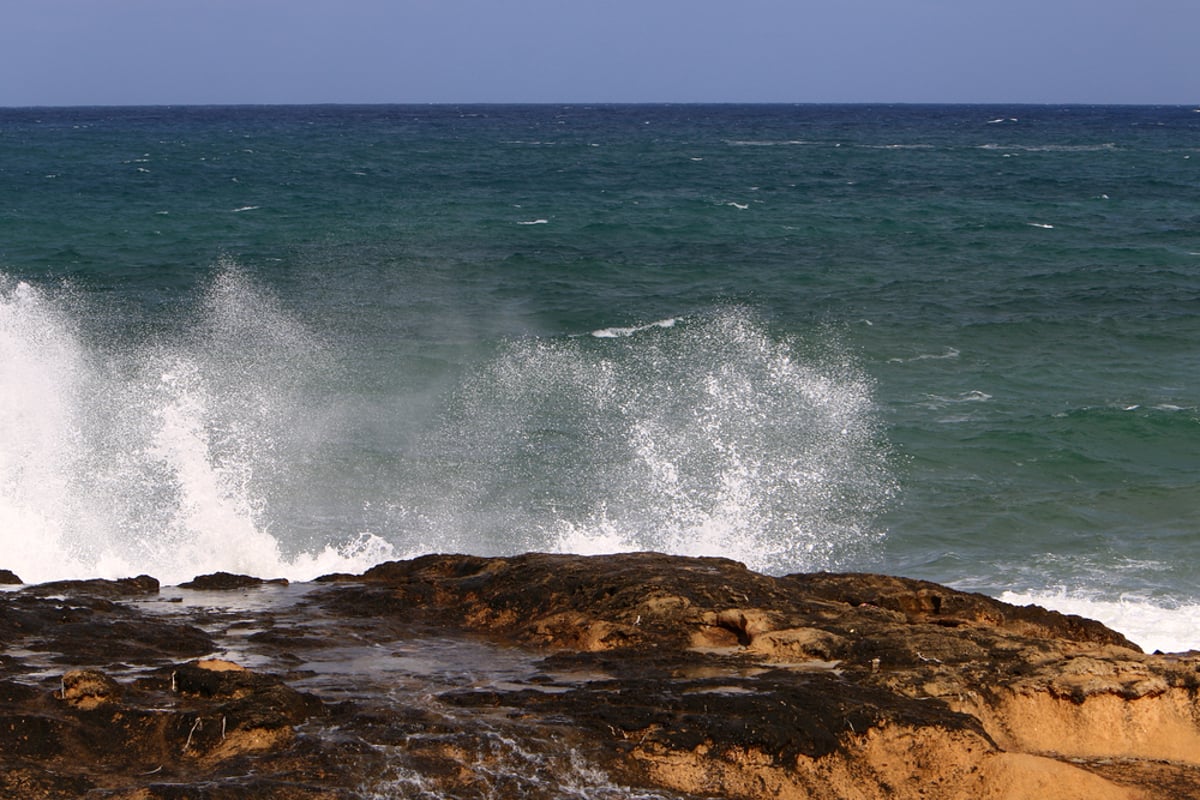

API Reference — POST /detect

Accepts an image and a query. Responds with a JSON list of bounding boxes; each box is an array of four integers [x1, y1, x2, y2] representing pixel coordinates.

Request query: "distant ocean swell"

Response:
[[0, 265, 897, 585]]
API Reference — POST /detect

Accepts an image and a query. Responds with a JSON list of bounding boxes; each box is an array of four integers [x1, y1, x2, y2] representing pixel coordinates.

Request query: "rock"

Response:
[[0, 569, 22, 585], [783, 571, 1140, 649], [319, 553, 1200, 798], [179, 572, 289, 590], [22, 574, 159, 598], [59, 668, 122, 709], [0, 584, 214, 667], [4, 552, 1200, 799]]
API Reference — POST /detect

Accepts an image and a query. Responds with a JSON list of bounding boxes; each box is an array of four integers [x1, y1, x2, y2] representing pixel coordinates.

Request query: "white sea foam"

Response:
[[726, 201, 749, 210], [1027, 222, 1054, 229], [517, 218, 549, 225], [232, 205, 260, 213], [999, 590, 1200, 654], [588, 318, 676, 339]]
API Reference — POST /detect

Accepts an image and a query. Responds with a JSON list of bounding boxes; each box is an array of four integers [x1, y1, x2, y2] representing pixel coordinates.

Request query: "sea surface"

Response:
[[2, 104, 1198, 652]]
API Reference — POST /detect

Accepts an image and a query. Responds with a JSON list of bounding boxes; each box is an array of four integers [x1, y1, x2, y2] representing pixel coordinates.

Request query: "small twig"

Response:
[[140, 765, 163, 776], [183, 717, 203, 752]]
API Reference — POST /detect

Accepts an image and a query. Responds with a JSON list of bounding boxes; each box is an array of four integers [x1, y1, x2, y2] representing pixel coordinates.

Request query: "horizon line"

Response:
[[3, 100, 1199, 111]]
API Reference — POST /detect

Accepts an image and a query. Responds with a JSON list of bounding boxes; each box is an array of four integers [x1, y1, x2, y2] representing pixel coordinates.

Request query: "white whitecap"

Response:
[[590, 318, 677, 339], [1027, 222, 1054, 229], [726, 202, 749, 210], [890, 347, 960, 364], [232, 206, 260, 213], [724, 139, 811, 147], [925, 390, 991, 407], [517, 219, 549, 225]]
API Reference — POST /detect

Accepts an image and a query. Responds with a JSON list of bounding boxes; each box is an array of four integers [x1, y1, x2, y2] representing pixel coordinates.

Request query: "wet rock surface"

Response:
[[2, 553, 1199, 798], [178, 572, 290, 590]]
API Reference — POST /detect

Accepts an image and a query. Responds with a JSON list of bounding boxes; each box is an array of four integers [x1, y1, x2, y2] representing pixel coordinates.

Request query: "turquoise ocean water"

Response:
[[2, 105, 1198, 651]]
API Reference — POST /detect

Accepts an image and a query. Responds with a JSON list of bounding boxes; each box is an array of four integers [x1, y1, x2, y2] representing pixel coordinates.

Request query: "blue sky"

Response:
[[3, 0, 1195, 106]]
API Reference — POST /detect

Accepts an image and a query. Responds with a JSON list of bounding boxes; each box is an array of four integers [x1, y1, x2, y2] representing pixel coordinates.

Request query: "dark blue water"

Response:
[[2, 104, 1198, 649]]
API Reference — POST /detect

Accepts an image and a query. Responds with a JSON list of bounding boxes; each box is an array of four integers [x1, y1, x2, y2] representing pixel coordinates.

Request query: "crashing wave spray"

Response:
[[0, 267, 393, 585], [0, 278, 87, 577], [2, 269, 896, 583], [418, 309, 898, 574]]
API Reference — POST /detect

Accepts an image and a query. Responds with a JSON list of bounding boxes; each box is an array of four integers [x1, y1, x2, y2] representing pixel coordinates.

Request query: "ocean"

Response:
[[1, 104, 1197, 652]]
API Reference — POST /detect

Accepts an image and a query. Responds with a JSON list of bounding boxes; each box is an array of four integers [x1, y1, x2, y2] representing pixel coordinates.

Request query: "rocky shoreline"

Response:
[[2, 552, 1198, 799]]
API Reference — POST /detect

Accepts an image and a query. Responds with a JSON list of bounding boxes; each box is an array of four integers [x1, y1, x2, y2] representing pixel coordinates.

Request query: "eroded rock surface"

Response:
[[2, 553, 1199, 798]]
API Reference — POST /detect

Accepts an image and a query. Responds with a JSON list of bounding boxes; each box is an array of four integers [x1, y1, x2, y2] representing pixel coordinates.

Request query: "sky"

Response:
[[2, 0, 1196, 106]]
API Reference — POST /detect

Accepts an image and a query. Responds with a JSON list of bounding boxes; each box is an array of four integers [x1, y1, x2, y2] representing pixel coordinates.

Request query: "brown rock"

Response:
[[22, 574, 160, 598], [319, 553, 1198, 798], [60, 668, 123, 709], [178, 572, 289, 590], [0, 569, 22, 585], [5, 552, 1200, 799]]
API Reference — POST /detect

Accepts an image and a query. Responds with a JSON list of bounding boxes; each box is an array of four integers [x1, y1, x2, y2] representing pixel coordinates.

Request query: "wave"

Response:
[[977, 143, 1118, 153], [417, 309, 899, 574], [887, 347, 960, 364], [0, 267, 396, 585], [724, 139, 813, 147], [858, 144, 936, 150], [1, 272, 898, 583], [923, 390, 992, 407], [589, 318, 677, 338]]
